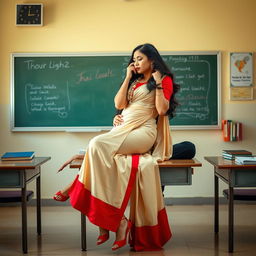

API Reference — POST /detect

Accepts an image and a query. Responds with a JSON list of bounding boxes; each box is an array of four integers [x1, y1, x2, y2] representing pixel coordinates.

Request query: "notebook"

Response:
[[1, 151, 35, 161]]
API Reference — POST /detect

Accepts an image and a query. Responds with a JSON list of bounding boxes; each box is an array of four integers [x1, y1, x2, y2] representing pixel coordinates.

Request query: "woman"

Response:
[[54, 43, 179, 251]]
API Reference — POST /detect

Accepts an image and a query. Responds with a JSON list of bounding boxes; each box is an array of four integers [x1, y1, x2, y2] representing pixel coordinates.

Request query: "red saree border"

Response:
[[129, 208, 172, 251], [68, 154, 140, 232], [120, 154, 139, 212]]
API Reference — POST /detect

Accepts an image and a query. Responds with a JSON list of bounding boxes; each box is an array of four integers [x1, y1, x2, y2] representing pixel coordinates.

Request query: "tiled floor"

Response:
[[0, 204, 256, 256]]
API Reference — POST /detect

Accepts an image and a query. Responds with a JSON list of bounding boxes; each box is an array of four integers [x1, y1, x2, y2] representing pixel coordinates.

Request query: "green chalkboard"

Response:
[[11, 52, 220, 131]]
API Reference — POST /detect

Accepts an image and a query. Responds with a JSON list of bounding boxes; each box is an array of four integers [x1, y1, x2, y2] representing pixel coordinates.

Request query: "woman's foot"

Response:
[[112, 217, 132, 250], [97, 227, 109, 245], [53, 190, 69, 201]]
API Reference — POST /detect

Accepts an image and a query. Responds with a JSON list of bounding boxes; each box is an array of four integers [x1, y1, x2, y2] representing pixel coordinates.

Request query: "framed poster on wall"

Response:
[[230, 52, 253, 87]]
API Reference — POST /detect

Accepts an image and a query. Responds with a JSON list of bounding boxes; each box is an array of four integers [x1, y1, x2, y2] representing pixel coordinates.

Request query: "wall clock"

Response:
[[16, 4, 43, 26]]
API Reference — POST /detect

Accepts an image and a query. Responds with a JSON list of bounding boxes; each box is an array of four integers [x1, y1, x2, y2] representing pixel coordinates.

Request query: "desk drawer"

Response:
[[233, 169, 256, 187], [0, 170, 22, 187], [0, 168, 40, 188], [160, 167, 192, 185]]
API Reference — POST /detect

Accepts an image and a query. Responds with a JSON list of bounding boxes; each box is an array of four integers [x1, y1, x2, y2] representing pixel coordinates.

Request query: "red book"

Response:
[[222, 120, 230, 142], [238, 122, 243, 140]]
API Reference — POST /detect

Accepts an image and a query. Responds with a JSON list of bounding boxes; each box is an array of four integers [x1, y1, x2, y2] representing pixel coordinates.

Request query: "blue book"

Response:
[[1, 151, 35, 161]]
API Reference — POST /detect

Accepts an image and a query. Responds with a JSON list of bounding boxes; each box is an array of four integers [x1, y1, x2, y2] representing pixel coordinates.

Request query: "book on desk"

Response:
[[1, 151, 35, 161], [235, 156, 256, 165], [222, 149, 252, 160]]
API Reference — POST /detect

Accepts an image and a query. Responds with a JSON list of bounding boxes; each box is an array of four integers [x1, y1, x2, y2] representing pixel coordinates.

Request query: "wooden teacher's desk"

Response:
[[70, 158, 202, 251], [0, 157, 51, 254], [204, 156, 256, 253]]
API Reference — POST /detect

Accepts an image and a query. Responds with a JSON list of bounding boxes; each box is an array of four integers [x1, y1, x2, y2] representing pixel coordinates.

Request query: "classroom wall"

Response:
[[0, 0, 256, 199]]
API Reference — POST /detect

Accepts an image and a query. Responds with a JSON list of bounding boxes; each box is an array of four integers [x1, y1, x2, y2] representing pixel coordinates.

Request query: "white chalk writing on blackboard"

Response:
[[25, 81, 70, 118], [76, 69, 114, 84], [24, 60, 70, 71], [76, 72, 93, 84], [172, 59, 211, 121]]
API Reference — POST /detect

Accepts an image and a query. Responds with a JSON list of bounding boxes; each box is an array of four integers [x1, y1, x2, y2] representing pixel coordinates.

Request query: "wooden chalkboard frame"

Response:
[[10, 51, 221, 132]]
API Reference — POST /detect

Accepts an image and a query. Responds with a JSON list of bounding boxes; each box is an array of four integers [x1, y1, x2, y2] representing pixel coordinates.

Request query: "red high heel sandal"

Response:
[[112, 218, 132, 251], [97, 232, 109, 245], [53, 191, 69, 201]]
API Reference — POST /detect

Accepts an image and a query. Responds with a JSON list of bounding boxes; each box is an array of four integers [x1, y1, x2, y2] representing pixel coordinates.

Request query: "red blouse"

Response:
[[133, 76, 173, 100]]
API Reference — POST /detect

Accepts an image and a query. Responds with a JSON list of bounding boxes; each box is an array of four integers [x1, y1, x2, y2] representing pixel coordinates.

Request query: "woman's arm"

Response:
[[114, 63, 136, 109], [155, 88, 169, 115], [114, 77, 130, 109], [153, 72, 170, 115]]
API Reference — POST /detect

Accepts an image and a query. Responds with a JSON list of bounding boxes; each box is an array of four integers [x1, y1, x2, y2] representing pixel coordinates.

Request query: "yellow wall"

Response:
[[1, 0, 256, 199]]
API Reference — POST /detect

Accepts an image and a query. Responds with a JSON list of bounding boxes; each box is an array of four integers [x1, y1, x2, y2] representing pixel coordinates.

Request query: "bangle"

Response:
[[156, 86, 163, 90]]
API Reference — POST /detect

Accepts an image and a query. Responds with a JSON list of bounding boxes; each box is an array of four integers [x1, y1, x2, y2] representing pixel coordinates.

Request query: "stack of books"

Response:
[[222, 149, 252, 160], [1, 151, 35, 161], [235, 156, 256, 165], [222, 120, 242, 141]]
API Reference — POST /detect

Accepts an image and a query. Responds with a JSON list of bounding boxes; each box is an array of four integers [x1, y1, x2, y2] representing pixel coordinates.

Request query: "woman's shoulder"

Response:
[[162, 76, 173, 89], [162, 75, 173, 84]]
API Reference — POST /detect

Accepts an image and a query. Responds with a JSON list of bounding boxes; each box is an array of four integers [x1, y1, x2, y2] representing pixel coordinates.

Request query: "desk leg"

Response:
[[36, 173, 41, 235], [228, 186, 234, 253], [214, 173, 219, 233], [21, 185, 28, 254], [81, 213, 87, 251]]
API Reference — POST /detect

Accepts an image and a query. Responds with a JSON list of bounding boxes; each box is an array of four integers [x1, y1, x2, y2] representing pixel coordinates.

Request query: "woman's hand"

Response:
[[115, 63, 136, 109], [113, 114, 124, 127], [152, 70, 162, 84], [126, 62, 136, 79]]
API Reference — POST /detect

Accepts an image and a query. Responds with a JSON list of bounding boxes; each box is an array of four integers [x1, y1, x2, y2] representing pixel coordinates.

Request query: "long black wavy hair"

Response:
[[126, 43, 180, 119]]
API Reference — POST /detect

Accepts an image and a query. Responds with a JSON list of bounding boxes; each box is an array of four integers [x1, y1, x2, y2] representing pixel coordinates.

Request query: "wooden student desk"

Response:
[[0, 157, 51, 254], [204, 156, 256, 253], [70, 158, 202, 251]]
